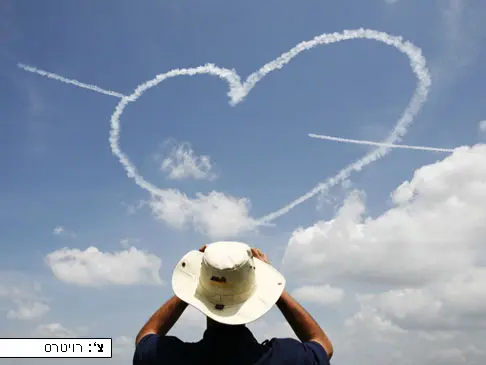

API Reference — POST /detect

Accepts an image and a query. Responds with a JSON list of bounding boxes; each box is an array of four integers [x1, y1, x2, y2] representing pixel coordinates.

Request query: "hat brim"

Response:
[[172, 250, 286, 325]]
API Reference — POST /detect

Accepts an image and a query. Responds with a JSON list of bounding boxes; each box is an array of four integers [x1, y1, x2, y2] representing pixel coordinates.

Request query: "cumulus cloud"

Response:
[[283, 144, 486, 286], [292, 285, 345, 307], [149, 190, 257, 238], [356, 267, 486, 332], [152, 142, 255, 238], [45, 246, 163, 287], [345, 305, 406, 342], [121, 190, 256, 239], [283, 144, 486, 365], [121, 143, 256, 238], [345, 294, 486, 365], [157, 142, 216, 181]]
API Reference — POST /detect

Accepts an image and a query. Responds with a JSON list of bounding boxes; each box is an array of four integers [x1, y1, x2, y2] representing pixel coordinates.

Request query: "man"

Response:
[[134, 241, 333, 364]]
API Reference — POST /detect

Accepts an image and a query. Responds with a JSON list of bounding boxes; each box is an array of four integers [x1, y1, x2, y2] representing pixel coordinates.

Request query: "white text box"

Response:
[[0, 338, 112, 358]]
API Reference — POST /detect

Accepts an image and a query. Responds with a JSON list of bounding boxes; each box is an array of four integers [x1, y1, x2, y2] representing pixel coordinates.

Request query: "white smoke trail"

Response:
[[17, 63, 127, 99], [308, 133, 454, 153], [109, 29, 431, 225], [254, 29, 431, 224], [18, 28, 433, 232], [109, 65, 242, 197]]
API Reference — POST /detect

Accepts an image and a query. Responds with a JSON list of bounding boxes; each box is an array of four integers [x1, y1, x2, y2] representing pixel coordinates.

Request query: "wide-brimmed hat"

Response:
[[172, 241, 286, 325]]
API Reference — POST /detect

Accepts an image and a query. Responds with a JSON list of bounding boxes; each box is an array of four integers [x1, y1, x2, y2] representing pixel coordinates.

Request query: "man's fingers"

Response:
[[250, 247, 270, 264], [251, 248, 262, 257]]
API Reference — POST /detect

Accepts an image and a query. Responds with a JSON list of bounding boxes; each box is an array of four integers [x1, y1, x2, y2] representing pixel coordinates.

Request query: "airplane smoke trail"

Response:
[[109, 65, 242, 197], [108, 27, 433, 223], [18, 28, 433, 231], [17, 63, 127, 99], [308, 133, 454, 153], [254, 29, 432, 224]]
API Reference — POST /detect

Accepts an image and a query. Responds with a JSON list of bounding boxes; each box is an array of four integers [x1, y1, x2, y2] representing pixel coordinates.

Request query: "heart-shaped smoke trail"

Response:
[[18, 28, 432, 231]]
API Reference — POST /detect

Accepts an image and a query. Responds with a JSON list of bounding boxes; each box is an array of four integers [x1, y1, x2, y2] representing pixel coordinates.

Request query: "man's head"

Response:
[[172, 241, 285, 326]]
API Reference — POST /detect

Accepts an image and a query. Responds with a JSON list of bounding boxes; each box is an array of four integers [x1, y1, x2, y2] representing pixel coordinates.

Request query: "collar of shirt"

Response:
[[202, 325, 259, 344]]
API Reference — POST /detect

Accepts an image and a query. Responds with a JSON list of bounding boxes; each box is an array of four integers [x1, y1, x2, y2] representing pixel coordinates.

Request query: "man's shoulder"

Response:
[[133, 334, 201, 363], [137, 333, 202, 347], [261, 337, 330, 365]]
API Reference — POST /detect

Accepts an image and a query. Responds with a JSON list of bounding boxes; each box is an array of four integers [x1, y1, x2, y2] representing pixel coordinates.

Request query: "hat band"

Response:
[[196, 281, 256, 307]]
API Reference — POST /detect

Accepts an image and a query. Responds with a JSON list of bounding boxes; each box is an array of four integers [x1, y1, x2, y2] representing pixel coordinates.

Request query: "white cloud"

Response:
[[120, 237, 140, 248], [345, 294, 486, 364], [112, 335, 135, 356], [283, 144, 486, 365], [32, 323, 78, 338], [0, 276, 50, 321], [479, 120, 486, 133], [248, 318, 296, 342], [53, 226, 76, 238], [158, 142, 216, 181], [149, 190, 257, 238], [45, 246, 163, 287], [114, 335, 132, 345], [121, 189, 256, 239], [283, 144, 486, 286], [117, 141, 256, 238], [427, 347, 467, 364], [7, 300, 50, 320], [345, 306, 406, 342], [169, 305, 207, 342], [292, 284, 345, 307], [177, 306, 206, 329], [53, 226, 64, 235], [356, 267, 486, 332]]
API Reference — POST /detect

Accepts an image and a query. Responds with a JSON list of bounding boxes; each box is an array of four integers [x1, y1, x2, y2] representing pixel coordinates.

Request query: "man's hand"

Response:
[[251, 247, 270, 264], [200, 244, 269, 263]]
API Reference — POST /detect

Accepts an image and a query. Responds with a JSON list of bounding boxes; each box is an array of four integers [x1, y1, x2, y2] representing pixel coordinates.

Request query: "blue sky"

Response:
[[1, 0, 486, 364]]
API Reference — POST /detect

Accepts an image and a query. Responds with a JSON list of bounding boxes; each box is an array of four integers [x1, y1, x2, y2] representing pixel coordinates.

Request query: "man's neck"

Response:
[[206, 317, 246, 330]]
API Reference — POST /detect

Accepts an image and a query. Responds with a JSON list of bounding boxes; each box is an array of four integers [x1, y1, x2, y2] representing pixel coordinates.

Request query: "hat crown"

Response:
[[204, 241, 251, 270], [198, 242, 256, 307]]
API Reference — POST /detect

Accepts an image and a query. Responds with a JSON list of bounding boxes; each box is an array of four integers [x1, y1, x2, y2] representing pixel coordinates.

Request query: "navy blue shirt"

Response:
[[133, 326, 330, 365]]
